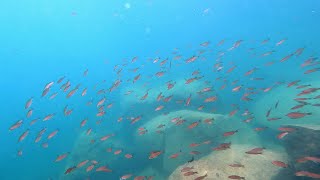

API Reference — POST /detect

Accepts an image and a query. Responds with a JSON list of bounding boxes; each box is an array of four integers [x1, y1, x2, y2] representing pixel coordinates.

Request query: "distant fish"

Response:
[[295, 171, 320, 178], [114, 149, 122, 155], [25, 98, 33, 109], [204, 96, 217, 102], [169, 152, 180, 159], [83, 69, 89, 76], [278, 127, 295, 132], [121, 174, 133, 180], [55, 152, 70, 162], [185, 94, 192, 106], [125, 154, 133, 159], [280, 54, 293, 62], [64, 166, 76, 175], [286, 112, 312, 119], [149, 151, 162, 159], [96, 166, 112, 172], [229, 164, 245, 168], [188, 121, 200, 129], [266, 108, 272, 117], [200, 41, 210, 47], [296, 156, 320, 164], [184, 171, 198, 176], [228, 175, 245, 179], [86, 164, 95, 172], [223, 130, 238, 137], [213, 142, 231, 151], [47, 129, 59, 140], [272, 161, 289, 168], [181, 166, 194, 172], [203, 8, 210, 15], [276, 38, 287, 46], [18, 129, 29, 142], [77, 160, 89, 168], [43, 113, 55, 121], [195, 173, 208, 180], [57, 76, 65, 84], [155, 105, 164, 111], [44, 81, 54, 90], [9, 120, 23, 131], [245, 147, 264, 155]]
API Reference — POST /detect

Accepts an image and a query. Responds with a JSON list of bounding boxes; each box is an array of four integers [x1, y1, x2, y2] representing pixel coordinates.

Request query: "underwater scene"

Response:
[[1, 0, 320, 180]]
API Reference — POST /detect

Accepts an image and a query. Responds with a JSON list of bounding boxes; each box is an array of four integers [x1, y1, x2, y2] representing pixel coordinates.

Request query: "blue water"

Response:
[[0, 1, 320, 180]]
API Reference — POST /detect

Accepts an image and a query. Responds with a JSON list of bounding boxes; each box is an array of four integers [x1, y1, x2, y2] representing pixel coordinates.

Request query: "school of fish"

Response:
[[8, 38, 320, 180]]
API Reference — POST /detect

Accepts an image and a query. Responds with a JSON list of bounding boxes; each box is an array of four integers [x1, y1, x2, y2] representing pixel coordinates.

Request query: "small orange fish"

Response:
[[204, 96, 217, 102], [271, 160, 288, 168], [184, 171, 198, 176], [55, 152, 70, 162], [223, 130, 238, 137], [245, 147, 264, 155], [229, 109, 238, 117], [43, 113, 55, 121], [134, 176, 146, 180], [114, 149, 122, 155], [80, 119, 87, 127], [149, 151, 162, 159], [77, 160, 89, 168], [212, 142, 231, 151], [203, 118, 213, 124], [295, 171, 320, 178], [125, 154, 133, 159], [121, 174, 133, 180], [96, 166, 112, 172], [26, 109, 33, 118], [195, 173, 208, 180], [185, 94, 192, 106], [232, 86, 242, 92], [155, 105, 164, 111], [277, 132, 289, 139], [188, 121, 200, 129], [169, 152, 180, 159], [18, 129, 29, 142], [254, 127, 267, 131], [25, 98, 33, 109], [9, 120, 23, 131], [64, 166, 76, 175], [190, 143, 200, 147], [286, 112, 312, 119], [228, 175, 245, 179], [47, 129, 59, 140], [86, 164, 95, 172], [229, 164, 245, 168], [100, 134, 114, 141], [227, 66, 237, 73], [296, 156, 320, 163]]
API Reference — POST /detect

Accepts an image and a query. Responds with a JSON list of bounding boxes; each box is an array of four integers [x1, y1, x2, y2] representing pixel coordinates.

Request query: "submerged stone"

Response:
[[169, 144, 289, 180]]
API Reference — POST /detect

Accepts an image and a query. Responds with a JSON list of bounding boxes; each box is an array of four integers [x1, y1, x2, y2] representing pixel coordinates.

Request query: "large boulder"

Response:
[[134, 110, 265, 174], [134, 110, 225, 153], [60, 131, 132, 180], [168, 144, 289, 180], [282, 125, 320, 176]]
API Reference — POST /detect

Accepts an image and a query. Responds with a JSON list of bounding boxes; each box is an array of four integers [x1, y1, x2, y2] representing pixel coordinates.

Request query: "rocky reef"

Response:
[[168, 144, 289, 180]]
